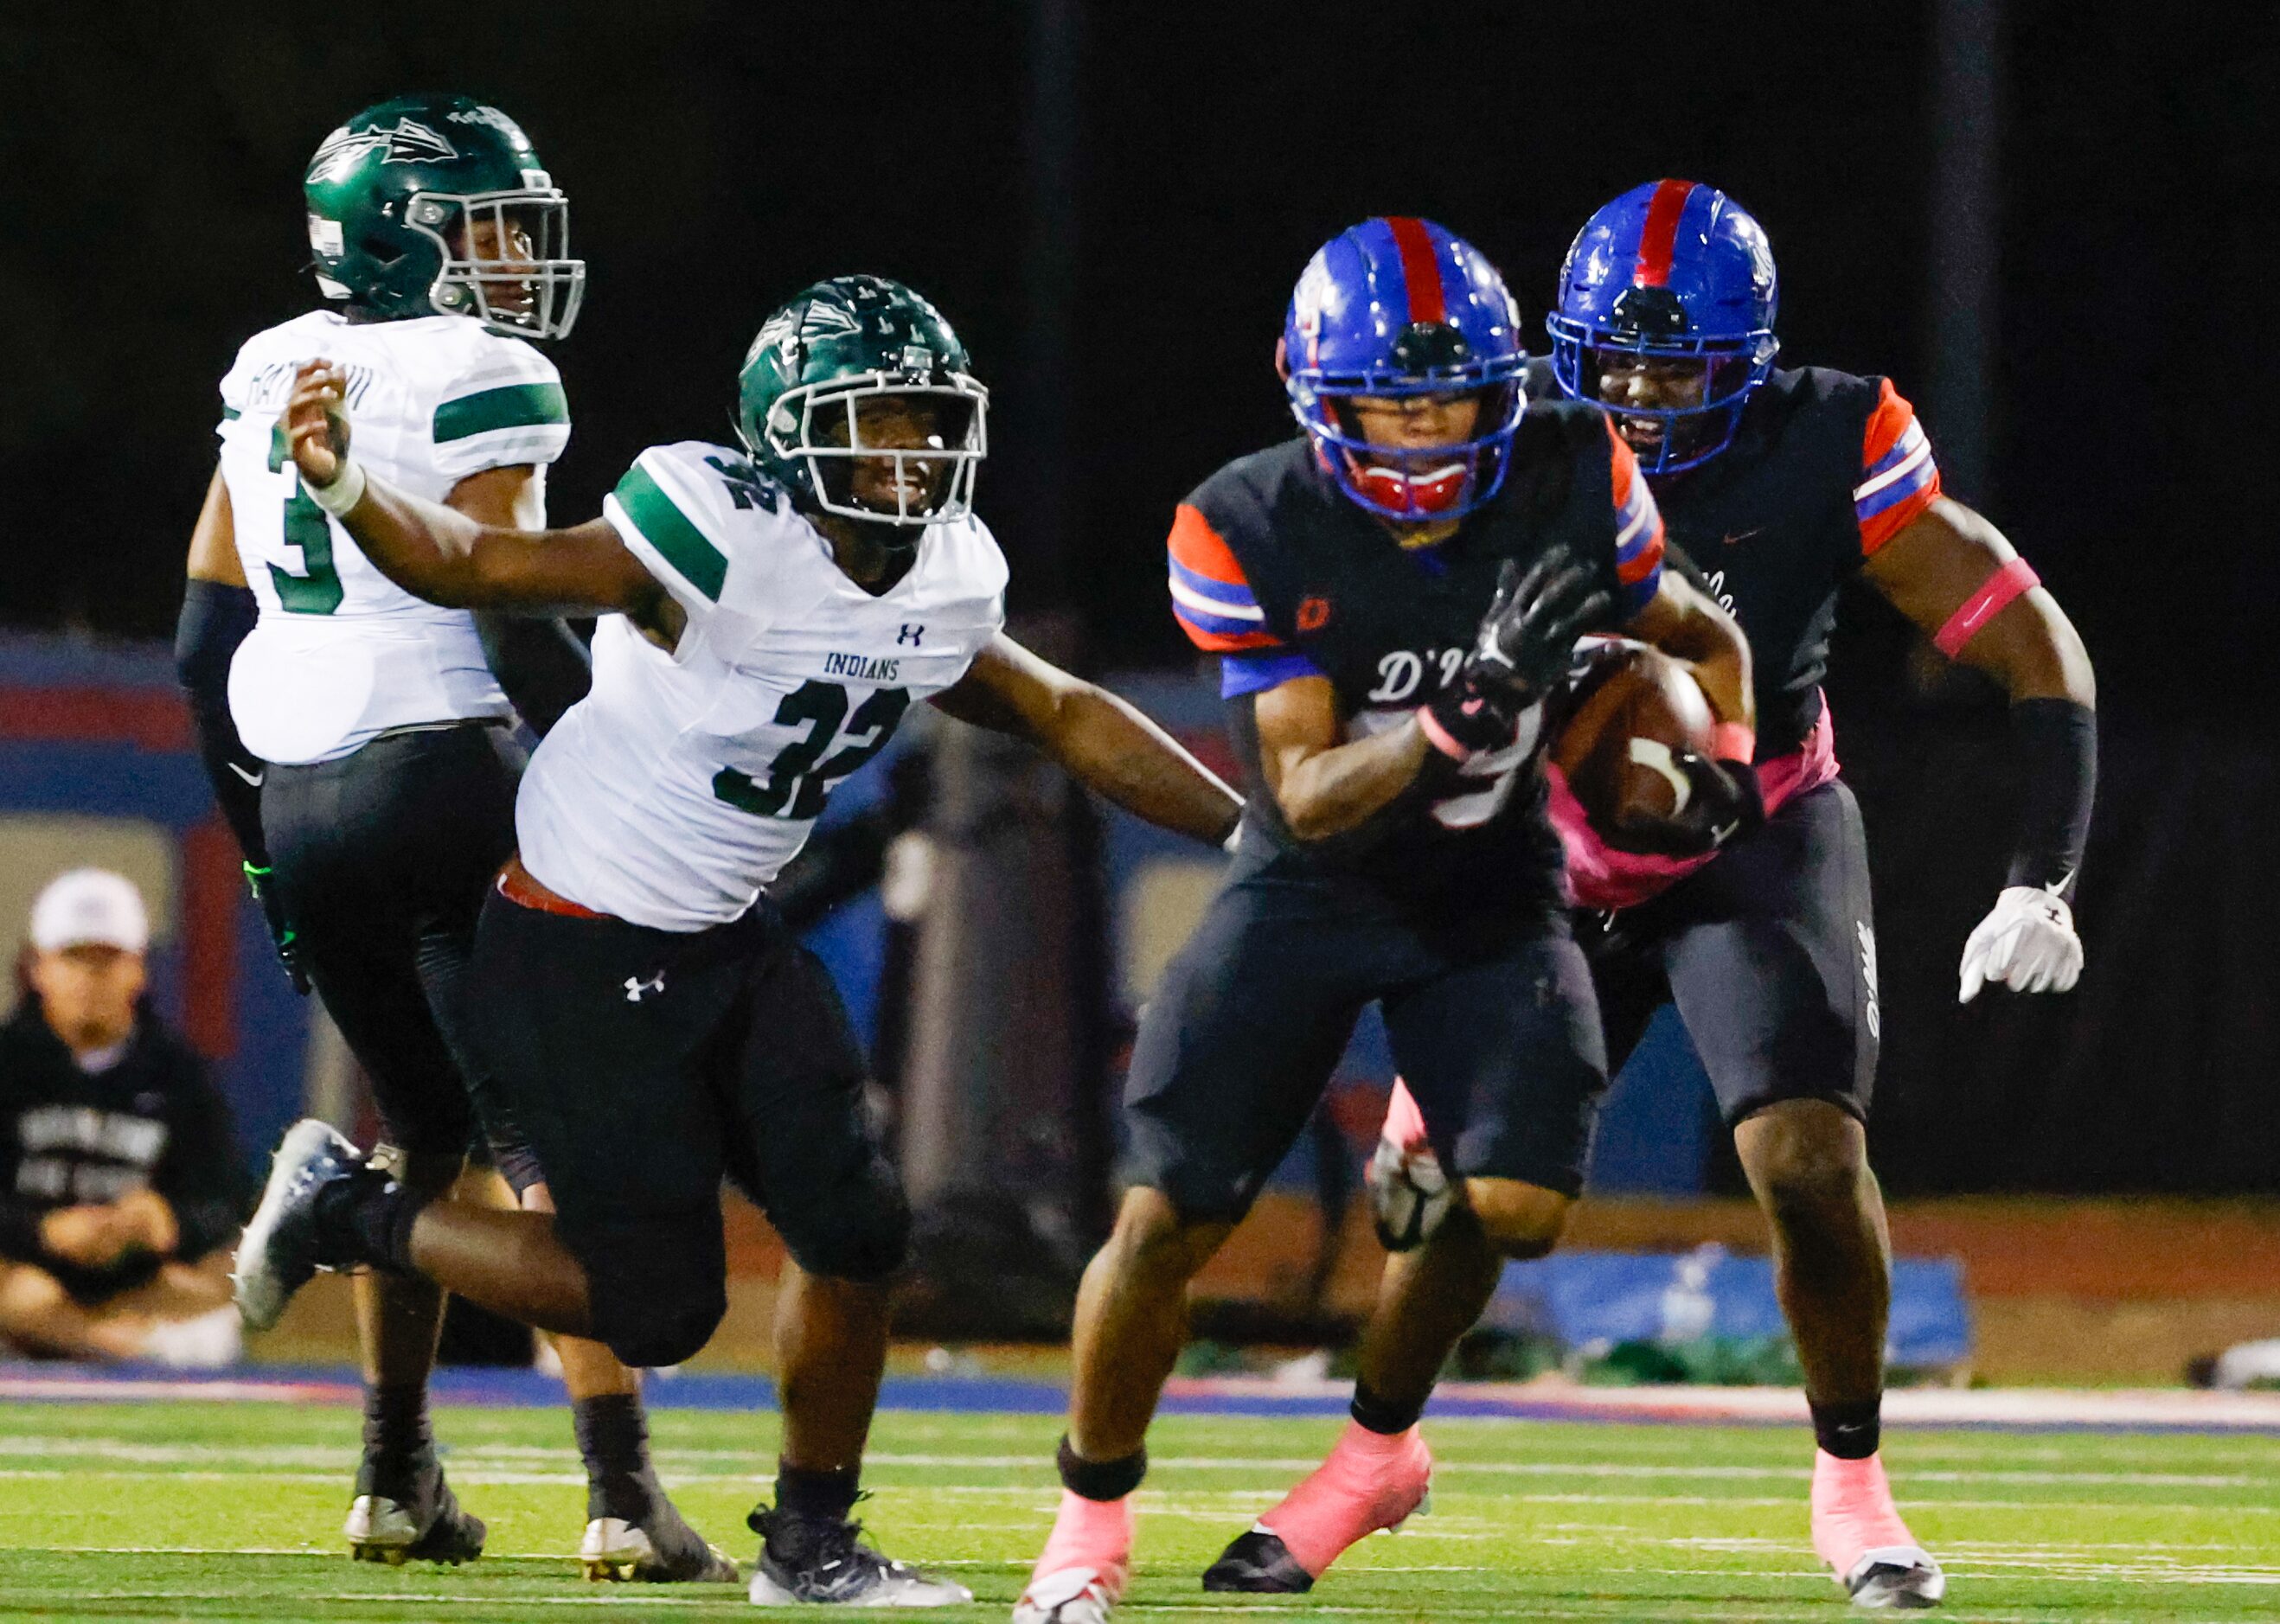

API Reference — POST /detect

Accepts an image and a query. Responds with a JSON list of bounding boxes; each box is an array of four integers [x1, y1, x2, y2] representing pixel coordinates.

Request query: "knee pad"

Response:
[[367, 1142, 466, 1197], [775, 1154, 912, 1285]]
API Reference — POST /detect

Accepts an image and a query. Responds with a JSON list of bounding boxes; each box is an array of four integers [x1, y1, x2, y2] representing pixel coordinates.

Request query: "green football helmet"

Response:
[[303, 93, 585, 341], [735, 275, 989, 527]]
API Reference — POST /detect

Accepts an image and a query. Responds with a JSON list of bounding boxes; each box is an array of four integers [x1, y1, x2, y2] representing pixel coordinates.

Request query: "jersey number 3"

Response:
[[713, 680, 911, 822], [266, 423, 344, 615]]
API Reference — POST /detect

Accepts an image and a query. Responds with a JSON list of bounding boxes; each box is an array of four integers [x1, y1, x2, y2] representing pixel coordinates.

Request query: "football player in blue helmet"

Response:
[[1016, 217, 1756, 1624], [1278, 216, 1529, 523], [1544, 179, 1779, 475], [1368, 180, 2099, 1612]]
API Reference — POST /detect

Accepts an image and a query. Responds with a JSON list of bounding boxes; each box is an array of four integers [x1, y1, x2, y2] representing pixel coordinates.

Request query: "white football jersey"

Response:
[[516, 441, 1009, 931], [214, 310, 571, 763]]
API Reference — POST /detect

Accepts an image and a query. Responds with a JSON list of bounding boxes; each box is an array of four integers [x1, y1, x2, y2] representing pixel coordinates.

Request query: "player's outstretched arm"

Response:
[[1864, 496, 2096, 1001], [932, 636, 1243, 847], [282, 360, 668, 623]]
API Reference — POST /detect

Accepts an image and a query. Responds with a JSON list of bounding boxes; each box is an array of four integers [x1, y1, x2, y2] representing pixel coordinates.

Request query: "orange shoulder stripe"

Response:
[[1167, 502, 1250, 587]]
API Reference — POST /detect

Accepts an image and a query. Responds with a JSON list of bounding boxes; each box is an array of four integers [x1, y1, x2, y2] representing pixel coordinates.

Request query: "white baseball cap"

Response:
[[29, 868, 151, 955]]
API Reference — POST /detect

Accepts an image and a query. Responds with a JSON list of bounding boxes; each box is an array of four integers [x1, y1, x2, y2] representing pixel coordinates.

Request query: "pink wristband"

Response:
[[1933, 557, 2040, 658], [1415, 705, 1472, 760], [1711, 722, 1757, 765]]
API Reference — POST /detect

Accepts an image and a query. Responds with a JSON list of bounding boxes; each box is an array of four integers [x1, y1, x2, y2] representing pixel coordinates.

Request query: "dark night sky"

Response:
[[1, 3, 2270, 709]]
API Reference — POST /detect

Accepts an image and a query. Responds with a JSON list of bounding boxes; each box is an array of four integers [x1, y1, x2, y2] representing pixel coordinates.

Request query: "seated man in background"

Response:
[[0, 869, 244, 1365]]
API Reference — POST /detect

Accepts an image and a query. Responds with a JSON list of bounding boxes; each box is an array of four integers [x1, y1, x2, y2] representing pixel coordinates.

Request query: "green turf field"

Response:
[[3, 1401, 2278, 1621]]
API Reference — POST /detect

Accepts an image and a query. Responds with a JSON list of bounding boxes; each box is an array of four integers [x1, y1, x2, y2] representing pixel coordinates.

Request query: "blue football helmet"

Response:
[[1545, 180, 1779, 475], [1279, 217, 1527, 522]]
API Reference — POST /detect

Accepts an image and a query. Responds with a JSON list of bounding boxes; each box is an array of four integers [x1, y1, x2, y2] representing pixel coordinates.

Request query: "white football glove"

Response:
[[1958, 886, 2083, 1002], [1367, 1130, 1451, 1253]]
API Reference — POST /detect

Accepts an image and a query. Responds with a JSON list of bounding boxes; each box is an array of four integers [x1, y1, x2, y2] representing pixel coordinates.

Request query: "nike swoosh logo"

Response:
[[1722, 527, 1764, 547], [227, 763, 265, 787]]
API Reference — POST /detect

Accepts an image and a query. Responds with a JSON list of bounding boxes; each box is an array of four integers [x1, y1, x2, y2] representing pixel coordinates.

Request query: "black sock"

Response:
[[362, 1382, 432, 1462], [313, 1170, 432, 1273], [574, 1393, 653, 1522], [1809, 1396, 1882, 1461], [1055, 1435, 1146, 1502], [774, 1461, 861, 1523], [1351, 1379, 1426, 1436]]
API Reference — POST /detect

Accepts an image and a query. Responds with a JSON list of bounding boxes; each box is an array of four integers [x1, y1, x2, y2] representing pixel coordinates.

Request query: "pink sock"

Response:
[[1260, 1419, 1431, 1578], [1029, 1488, 1134, 1598], [1811, 1449, 1917, 1570], [1383, 1079, 1428, 1152]]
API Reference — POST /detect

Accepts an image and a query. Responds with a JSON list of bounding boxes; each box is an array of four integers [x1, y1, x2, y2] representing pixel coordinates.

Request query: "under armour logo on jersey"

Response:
[[307, 118, 458, 182], [624, 969, 666, 1003], [898, 623, 925, 646]]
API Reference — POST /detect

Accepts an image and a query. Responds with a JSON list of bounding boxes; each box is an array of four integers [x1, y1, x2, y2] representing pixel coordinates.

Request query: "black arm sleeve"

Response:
[[151, 1053, 245, 1263], [2005, 697, 2097, 894], [175, 580, 268, 866], [477, 613, 592, 740]]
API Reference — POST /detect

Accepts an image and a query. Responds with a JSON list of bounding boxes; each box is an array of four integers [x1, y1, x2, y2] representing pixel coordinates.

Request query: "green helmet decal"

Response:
[[735, 275, 989, 527], [303, 94, 585, 341]]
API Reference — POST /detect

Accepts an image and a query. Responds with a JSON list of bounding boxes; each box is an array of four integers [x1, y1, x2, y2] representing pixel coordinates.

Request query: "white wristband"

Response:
[[307, 457, 367, 516]]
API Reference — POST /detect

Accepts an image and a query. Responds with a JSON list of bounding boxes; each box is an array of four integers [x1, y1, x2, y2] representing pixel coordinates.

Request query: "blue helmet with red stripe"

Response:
[[1546, 180, 1779, 475], [1278, 216, 1527, 522]]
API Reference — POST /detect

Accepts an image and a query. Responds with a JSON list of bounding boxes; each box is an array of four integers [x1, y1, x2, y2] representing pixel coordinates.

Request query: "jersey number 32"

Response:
[[713, 679, 910, 822]]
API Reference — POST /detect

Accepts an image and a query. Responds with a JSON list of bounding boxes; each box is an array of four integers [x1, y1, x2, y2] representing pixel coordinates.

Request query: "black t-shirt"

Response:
[[1168, 401, 1666, 915], [1524, 360, 1943, 753], [0, 1000, 243, 1301]]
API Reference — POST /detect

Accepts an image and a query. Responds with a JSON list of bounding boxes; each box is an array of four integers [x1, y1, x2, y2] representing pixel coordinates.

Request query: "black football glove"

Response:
[[1424, 550, 1614, 754], [1613, 750, 1767, 857], [243, 861, 311, 996], [1470, 550, 1615, 704]]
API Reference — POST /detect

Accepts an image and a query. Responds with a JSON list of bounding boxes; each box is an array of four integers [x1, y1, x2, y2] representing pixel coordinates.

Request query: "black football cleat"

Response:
[[580, 1466, 738, 1582], [345, 1445, 486, 1566], [1202, 1527, 1315, 1593], [233, 1119, 374, 1331], [746, 1503, 970, 1606]]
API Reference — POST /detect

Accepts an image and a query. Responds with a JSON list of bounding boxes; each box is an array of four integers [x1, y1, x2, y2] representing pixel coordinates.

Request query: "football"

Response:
[[1550, 638, 1718, 847]]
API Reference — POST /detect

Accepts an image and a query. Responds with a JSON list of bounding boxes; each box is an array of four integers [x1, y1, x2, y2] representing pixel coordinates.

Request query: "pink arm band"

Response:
[[1710, 722, 1757, 764], [1933, 557, 2040, 658], [1415, 705, 1471, 760]]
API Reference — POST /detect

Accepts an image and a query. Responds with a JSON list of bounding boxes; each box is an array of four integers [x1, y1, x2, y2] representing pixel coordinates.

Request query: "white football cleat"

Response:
[[1841, 1546, 1947, 1609], [1013, 1564, 1117, 1624]]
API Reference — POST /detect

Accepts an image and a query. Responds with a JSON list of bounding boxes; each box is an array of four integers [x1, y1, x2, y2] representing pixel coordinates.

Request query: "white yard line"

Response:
[[4, 1436, 2260, 1490]]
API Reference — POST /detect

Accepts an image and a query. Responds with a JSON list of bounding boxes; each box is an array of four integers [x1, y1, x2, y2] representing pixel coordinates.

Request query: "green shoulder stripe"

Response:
[[432, 381, 570, 443], [221, 405, 241, 420], [614, 464, 727, 602]]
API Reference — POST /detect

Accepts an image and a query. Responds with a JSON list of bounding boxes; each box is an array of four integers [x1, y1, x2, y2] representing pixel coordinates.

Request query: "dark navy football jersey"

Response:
[[1167, 400, 1664, 907], [1525, 361, 1941, 754]]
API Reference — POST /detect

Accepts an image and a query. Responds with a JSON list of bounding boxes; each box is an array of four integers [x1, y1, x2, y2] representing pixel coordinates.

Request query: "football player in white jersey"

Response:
[[234, 274, 1246, 1606], [179, 96, 733, 1582]]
